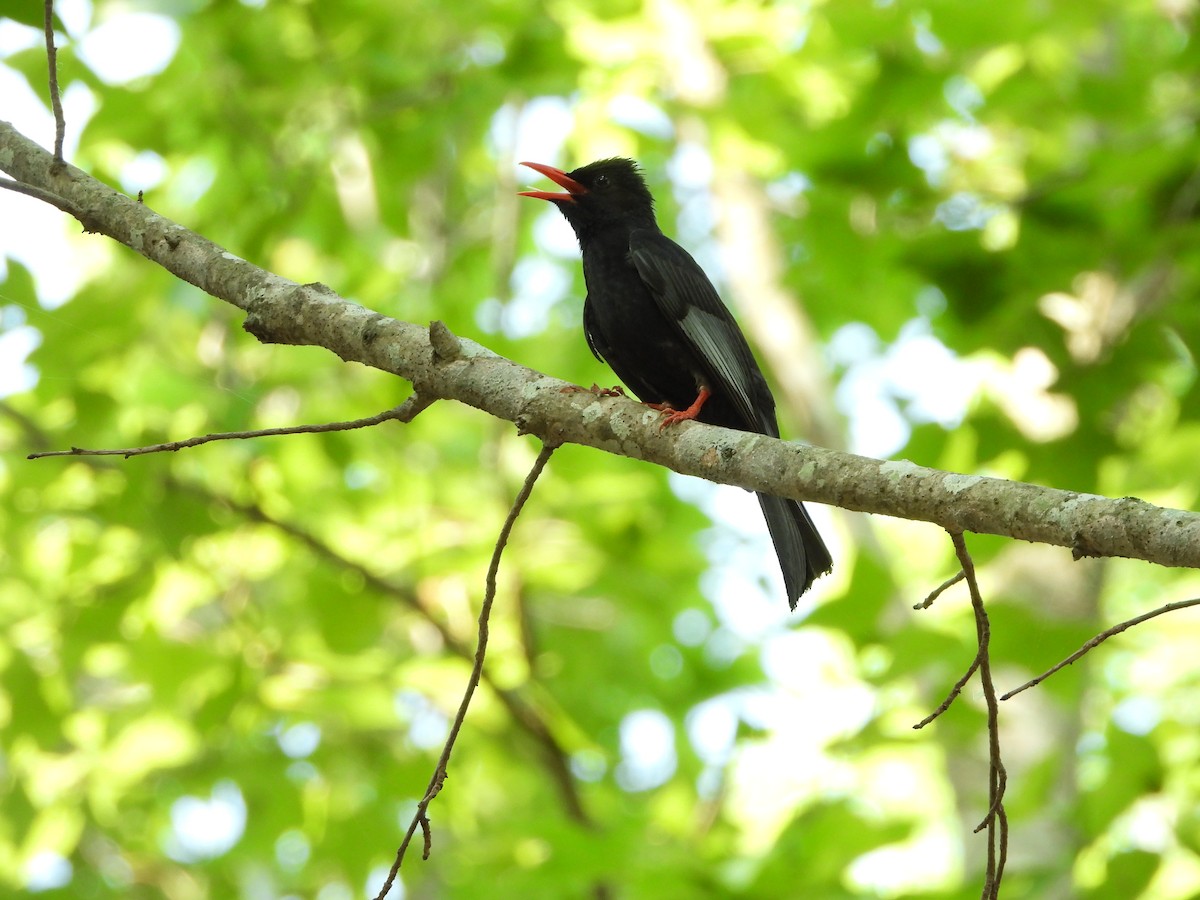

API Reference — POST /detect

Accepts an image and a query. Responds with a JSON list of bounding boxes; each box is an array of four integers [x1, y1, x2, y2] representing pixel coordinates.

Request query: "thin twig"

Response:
[[912, 568, 977, 727], [915, 570, 965, 610], [1001, 597, 1200, 700], [27, 398, 432, 459], [912, 535, 1007, 896], [0, 177, 81, 220], [375, 442, 557, 900], [43, 0, 65, 161], [949, 532, 1006, 900], [912, 651, 982, 729]]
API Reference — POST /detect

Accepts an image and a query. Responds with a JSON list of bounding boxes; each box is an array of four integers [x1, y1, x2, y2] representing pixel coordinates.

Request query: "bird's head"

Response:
[[519, 157, 657, 238]]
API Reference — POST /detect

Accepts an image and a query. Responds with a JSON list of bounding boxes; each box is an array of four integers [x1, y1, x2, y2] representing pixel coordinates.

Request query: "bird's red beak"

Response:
[[518, 161, 587, 203]]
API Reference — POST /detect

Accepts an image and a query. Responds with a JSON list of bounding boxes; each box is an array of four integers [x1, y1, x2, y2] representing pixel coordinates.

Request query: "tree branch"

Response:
[[3, 119, 1199, 571]]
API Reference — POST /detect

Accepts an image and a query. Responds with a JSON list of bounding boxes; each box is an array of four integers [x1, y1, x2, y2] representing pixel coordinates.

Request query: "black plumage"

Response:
[[520, 157, 832, 607]]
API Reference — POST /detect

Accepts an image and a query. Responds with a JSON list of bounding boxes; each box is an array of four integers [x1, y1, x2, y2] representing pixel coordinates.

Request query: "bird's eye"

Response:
[[595, 174, 608, 188]]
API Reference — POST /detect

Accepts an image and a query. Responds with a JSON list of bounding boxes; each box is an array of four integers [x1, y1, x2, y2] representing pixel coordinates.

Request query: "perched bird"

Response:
[[519, 157, 832, 607]]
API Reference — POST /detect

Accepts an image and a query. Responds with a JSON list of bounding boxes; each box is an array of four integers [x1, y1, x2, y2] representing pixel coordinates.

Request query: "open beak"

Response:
[[518, 161, 587, 202]]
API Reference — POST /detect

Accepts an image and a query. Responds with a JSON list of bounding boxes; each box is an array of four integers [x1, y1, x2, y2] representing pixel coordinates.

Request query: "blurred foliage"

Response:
[[3, 0, 1200, 897]]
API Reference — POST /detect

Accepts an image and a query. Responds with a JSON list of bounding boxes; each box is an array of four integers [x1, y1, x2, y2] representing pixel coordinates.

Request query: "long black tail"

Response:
[[757, 492, 833, 609]]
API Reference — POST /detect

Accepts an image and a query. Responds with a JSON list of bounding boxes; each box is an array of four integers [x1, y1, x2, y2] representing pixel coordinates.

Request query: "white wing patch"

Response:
[[676, 305, 761, 427]]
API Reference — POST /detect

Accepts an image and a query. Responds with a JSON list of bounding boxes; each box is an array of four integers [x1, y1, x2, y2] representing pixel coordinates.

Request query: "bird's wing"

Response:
[[628, 229, 774, 432]]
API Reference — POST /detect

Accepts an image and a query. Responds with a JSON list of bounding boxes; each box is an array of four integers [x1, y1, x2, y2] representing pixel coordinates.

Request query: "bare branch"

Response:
[[27, 400, 430, 459], [376, 442, 557, 899], [1001, 596, 1200, 700]]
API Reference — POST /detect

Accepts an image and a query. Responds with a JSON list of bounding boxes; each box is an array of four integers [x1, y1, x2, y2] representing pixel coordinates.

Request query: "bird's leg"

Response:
[[561, 384, 628, 398], [657, 387, 711, 430]]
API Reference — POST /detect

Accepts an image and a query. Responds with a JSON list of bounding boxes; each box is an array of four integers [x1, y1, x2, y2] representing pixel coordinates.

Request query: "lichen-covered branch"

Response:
[[3, 119, 1199, 571]]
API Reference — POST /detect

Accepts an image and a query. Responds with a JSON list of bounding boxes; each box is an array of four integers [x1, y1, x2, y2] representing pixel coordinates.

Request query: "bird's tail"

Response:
[[757, 493, 833, 610]]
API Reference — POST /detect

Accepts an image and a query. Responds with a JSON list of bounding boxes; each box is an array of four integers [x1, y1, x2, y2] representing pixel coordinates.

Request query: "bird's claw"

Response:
[[657, 408, 699, 430], [651, 388, 710, 430]]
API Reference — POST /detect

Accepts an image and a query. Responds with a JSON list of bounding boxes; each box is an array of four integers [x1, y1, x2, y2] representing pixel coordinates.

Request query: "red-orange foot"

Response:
[[655, 387, 711, 430]]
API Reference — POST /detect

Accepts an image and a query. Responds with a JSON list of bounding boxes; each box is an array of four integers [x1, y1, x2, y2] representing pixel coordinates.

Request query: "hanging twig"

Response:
[[912, 535, 1007, 897], [374, 442, 557, 900], [949, 532, 1007, 900]]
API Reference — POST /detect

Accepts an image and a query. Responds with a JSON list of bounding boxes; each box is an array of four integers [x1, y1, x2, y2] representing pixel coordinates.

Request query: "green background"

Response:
[[2, 0, 1200, 897]]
